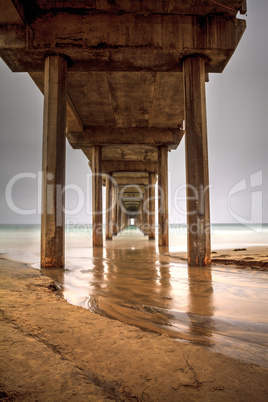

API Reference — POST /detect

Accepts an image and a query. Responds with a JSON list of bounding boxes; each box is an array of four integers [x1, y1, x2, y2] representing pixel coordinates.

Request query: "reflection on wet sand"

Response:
[[42, 229, 268, 367], [88, 241, 218, 343], [187, 267, 214, 347], [89, 246, 176, 335]]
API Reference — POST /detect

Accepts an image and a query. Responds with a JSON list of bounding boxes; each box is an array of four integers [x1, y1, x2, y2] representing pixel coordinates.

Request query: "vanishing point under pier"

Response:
[[0, 0, 247, 267]]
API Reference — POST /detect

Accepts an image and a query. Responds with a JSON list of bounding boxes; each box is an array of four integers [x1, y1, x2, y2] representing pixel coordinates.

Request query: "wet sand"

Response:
[[1, 255, 268, 401], [38, 239, 268, 368]]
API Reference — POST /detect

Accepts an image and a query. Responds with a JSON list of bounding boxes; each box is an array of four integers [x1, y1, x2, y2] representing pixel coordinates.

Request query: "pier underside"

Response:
[[0, 0, 247, 266]]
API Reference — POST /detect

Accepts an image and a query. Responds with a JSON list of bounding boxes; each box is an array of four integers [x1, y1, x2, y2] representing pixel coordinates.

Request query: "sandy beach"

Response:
[[1, 253, 268, 401], [1, 0, 267, 399]]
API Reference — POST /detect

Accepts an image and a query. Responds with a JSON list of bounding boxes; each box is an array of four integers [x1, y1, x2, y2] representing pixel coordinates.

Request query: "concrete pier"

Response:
[[148, 173, 156, 240], [117, 196, 122, 233], [0, 0, 246, 267], [92, 146, 103, 247], [112, 183, 118, 236], [183, 56, 211, 266], [41, 55, 67, 268], [158, 147, 169, 247], [105, 174, 113, 240], [144, 186, 149, 236]]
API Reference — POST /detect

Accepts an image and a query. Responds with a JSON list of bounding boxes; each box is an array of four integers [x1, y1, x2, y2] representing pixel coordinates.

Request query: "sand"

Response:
[[0, 254, 268, 401]]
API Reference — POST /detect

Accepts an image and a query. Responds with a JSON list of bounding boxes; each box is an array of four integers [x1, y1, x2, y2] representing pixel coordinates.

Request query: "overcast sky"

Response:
[[0, 0, 267, 225]]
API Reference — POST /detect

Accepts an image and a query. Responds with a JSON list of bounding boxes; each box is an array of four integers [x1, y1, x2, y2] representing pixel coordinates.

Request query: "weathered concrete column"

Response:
[[122, 209, 127, 229], [117, 196, 122, 233], [143, 187, 148, 235], [158, 146, 169, 247], [41, 54, 67, 268], [121, 209, 125, 229], [148, 172, 156, 240], [136, 205, 141, 229], [112, 183, 118, 235], [92, 145, 103, 247], [140, 199, 144, 233], [183, 56, 211, 266], [105, 174, 112, 240]]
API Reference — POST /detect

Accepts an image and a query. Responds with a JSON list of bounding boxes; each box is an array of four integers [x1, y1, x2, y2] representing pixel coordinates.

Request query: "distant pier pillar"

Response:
[[158, 146, 169, 247], [112, 182, 118, 235], [183, 56, 211, 266], [140, 199, 144, 233], [123, 208, 128, 229], [143, 186, 149, 235], [117, 196, 122, 233], [92, 145, 103, 247], [105, 174, 112, 240], [122, 209, 126, 229], [41, 54, 67, 268], [148, 172, 155, 240], [135, 204, 140, 229]]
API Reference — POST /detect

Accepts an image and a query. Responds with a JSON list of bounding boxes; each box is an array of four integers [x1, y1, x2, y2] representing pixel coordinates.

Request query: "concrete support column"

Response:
[[183, 56, 211, 266], [143, 188, 147, 235], [136, 206, 141, 229], [121, 209, 125, 229], [140, 200, 144, 233], [122, 209, 127, 229], [117, 196, 122, 233], [41, 54, 67, 268], [149, 172, 155, 240], [105, 174, 112, 240], [158, 146, 169, 247], [92, 145, 103, 247], [112, 183, 118, 235], [144, 186, 150, 235]]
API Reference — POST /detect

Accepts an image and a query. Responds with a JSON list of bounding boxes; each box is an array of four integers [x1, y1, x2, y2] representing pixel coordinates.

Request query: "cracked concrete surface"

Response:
[[1, 257, 267, 401]]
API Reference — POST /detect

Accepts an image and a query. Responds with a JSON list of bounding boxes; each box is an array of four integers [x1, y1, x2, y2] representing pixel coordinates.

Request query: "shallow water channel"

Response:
[[41, 229, 268, 368]]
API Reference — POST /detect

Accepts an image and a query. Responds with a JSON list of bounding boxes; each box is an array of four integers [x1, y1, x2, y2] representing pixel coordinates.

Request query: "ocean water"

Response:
[[0, 224, 268, 367]]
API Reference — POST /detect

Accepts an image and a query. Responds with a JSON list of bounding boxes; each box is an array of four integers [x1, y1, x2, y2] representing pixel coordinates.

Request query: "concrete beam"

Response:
[[4, 0, 247, 23], [7, 0, 38, 25], [28, 72, 84, 134], [83, 146, 158, 167], [101, 160, 158, 174], [0, 15, 246, 73], [0, 0, 25, 25], [67, 128, 183, 148], [123, 201, 141, 206], [66, 93, 84, 133], [121, 196, 143, 201], [119, 186, 145, 195], [113, 177, 149, 186]]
